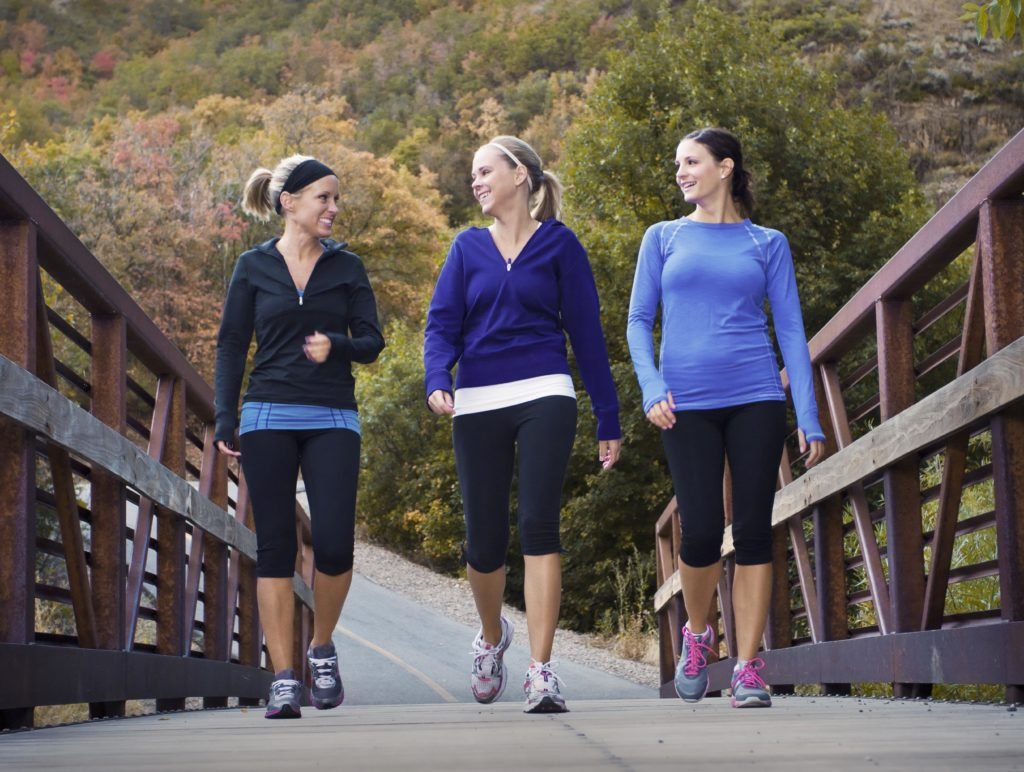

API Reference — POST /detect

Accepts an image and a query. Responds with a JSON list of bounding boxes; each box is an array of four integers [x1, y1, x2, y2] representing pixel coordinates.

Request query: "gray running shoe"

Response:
[[307, 641, 344, 710], [523, 660, 568, 713], [674, 623, 715, 702], [731, 658, 772, 708], [265, 671, 302, 719], [470, 615, 514, 703]]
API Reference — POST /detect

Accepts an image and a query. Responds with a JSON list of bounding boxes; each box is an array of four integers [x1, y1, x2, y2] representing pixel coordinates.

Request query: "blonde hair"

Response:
[[241, 154, 316, 221], [487, 135, 563, 221]]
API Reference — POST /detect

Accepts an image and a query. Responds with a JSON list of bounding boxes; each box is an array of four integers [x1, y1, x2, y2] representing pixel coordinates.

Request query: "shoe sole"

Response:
[[674, 681, 708, 703], [731, 696, 772, 708], [524, 695, 568, 714], [312, 695, 344, 710], [265, 704, 301, 719]]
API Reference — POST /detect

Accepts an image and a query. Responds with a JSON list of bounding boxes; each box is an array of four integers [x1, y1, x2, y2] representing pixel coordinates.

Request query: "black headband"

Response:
[[274, 159, 336, 214]]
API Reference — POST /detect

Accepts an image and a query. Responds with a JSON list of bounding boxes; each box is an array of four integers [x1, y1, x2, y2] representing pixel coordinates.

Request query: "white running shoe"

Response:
[[470, 615, 514, 704], [523, 660, 568, 713]]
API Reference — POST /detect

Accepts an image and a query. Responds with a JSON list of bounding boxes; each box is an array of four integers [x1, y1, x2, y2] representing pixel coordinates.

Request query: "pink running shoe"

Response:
[[674, 623, 715, 702], [731, 658, 771, 708]]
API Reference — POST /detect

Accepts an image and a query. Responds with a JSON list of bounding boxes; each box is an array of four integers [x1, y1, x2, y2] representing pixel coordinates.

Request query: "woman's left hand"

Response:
[[303, 331, 332, 363], [599, 438, 622, 472], [798, 429, 826, 468]]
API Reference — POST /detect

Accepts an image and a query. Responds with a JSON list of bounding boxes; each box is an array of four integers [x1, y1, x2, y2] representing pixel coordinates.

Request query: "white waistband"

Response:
[[454, 374, 576, 415]]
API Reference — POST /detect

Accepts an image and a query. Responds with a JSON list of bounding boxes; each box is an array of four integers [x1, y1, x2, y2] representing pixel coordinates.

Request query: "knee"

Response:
[[679, 531, 723, 568], [464, 536, 508, 574], [732, 524, 772, 565], [315, 552, 354, 576], [314, 535, 355, 576], [519, 520, 561, 557], [256, 548, 297, 578]]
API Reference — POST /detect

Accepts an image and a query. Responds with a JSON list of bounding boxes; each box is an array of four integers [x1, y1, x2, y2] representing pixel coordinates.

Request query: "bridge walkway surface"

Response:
[[2, 573, 1022, 771], [1, 695, 1020, 771]]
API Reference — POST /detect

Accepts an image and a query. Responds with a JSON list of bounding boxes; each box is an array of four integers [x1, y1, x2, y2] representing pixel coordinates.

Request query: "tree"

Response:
[[961, 0, 1021, 41]]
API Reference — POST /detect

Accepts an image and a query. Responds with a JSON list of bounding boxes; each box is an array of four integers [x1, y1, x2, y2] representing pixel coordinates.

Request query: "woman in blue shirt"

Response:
[[424, 135, 621, 713], [627, 128, 825, 708]]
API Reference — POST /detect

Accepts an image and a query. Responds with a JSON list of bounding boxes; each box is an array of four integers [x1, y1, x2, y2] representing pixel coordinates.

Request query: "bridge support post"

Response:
[[0, 220, 38, 730], [89, 313, 127, 719], [876, 298, 926, 699], [201, 427, 230, 709], [980, 199, 1024, 705], [156, 378, 187, 713]]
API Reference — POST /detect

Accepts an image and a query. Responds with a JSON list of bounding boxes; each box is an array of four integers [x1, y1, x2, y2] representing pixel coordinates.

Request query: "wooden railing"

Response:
[[0, 153, 316, 729], [654, 129, 1024, 703]]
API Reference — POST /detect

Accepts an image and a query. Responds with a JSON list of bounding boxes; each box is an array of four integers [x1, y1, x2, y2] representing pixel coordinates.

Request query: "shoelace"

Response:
[[524, 661, 565, 694], [309, 655, 338, 689], [471, 643, 500, 677], [682, 627, 714, 678], [271, 679, 300, 700], [733, 658, 767, 689], [471, 627, 507, 678]]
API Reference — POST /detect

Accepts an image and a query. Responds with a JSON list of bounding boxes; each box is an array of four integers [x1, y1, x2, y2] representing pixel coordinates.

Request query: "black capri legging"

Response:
[[452, 396, 577, 573], [661, 400, 787, 567], [239, 428, 361, 578]]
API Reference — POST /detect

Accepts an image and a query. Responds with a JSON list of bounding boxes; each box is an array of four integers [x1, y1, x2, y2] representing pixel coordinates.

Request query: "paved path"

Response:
[[336, 573, 654, 705], [2, 697, 1021, 771]]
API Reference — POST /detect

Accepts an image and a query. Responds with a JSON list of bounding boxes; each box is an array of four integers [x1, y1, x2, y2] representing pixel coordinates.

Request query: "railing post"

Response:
[[979, 199, 1024, 705], [234, 475, 263, 706], [811, 369, 851, 695], [0, 220, 37, 730], [156, 377, 187, 713], [200, 426, 230, 708], [876, 298, 925, 698], [764, 526, 794, 695], [89, 313, 127, 719]]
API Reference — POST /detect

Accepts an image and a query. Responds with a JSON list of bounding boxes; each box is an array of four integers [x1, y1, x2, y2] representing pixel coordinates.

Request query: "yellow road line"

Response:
[[336, 624, 458, 703]]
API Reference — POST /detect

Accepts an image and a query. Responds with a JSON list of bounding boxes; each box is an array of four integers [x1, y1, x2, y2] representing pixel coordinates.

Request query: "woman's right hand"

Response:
[[427, 389, 455, 415], [216, 440, 241, 458], [645, 391, 677, 430]]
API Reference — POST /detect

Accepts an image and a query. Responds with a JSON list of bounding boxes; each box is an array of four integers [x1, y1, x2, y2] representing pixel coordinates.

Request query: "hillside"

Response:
[[2, 0, 1020, 218]]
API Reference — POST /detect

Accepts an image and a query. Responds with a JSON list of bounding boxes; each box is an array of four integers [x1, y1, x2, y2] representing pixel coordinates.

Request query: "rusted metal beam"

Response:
[[124, 377, 172, 649], [814, 496, 851, 695], [88, 312, 128, 718], [34, 280, 98, 652], [89, 313, 127, 650], [156, 378, 187, 712], [876, 299, 925, 697], [200, 426, 230, 708], [979, 202, 1024, 695], [0, 642, 272, 708], [0, 220, 37, 730], [694, 621, 1024, 693]]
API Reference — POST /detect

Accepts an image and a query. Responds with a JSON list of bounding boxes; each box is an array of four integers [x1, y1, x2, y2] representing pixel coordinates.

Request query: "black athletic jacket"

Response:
[[214, 238, 385, 443]]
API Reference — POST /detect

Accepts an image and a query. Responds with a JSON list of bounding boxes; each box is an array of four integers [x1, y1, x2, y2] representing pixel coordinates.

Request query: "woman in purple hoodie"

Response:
[[424, 135, 621, 714]]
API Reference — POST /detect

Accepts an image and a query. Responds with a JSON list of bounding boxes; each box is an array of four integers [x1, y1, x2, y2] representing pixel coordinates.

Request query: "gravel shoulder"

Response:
[[353, 539, 660, 689]]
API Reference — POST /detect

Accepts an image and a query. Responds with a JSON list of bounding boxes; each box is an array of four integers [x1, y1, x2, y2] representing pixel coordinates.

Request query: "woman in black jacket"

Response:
[[214, 155, 385, 719]]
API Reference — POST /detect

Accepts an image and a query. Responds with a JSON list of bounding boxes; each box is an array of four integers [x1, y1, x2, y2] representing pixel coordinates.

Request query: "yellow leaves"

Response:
[[0, 109, 17, 152]]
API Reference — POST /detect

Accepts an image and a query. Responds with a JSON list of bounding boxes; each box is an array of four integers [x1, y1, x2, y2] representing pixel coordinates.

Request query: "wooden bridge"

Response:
[[1, 130, 1023, 768]]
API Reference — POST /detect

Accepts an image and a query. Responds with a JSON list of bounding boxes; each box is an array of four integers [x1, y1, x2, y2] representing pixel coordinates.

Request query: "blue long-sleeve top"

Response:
[[626, 218, 825, 442], [424, 219, 621, 440]]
